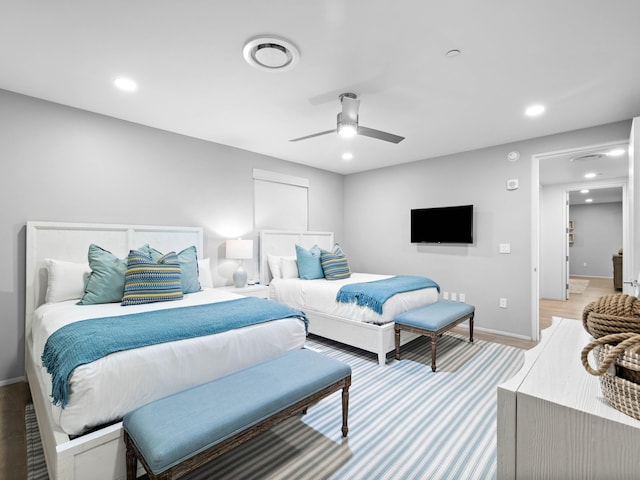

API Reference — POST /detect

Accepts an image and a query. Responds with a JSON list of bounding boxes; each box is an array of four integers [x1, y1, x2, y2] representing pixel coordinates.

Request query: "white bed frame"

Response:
[[25, 221, 204, 480], [259, 230, 419, 366]]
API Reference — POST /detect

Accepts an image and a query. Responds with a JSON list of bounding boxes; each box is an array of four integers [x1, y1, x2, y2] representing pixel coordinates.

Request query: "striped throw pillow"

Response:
[[121, 250, 183, 306], [320, 244, 351, 281]]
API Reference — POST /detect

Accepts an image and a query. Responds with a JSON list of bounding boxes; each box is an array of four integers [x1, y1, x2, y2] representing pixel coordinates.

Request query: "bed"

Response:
[[259, 230, 440, 365], [25, 222, 307, 480]]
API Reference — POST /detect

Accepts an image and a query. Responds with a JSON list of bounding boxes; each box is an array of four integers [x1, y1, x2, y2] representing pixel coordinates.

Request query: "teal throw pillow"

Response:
[[121, 250, 183, 306], [78, 244, 127, 305], [295, 244, 324, 280], [144, 245, 201, 294], [321, 244, 351, 280]]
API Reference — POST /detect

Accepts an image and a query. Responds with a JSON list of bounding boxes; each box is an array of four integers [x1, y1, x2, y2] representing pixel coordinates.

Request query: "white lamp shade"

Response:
[[226, 239, 253, 260]]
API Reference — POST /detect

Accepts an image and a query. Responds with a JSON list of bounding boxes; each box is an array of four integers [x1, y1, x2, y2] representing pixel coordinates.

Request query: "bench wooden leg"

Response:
[[342, 376, 351, 437], [394, 325, 401, 360], [430, 334, 438, 372], [124, 433, 138, 480], [469, 312, 475, 343]]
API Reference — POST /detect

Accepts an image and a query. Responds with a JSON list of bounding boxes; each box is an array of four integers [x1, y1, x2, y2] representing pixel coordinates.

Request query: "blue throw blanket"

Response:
[[336, 275, 440, 315], [42, 297, 307, 408]]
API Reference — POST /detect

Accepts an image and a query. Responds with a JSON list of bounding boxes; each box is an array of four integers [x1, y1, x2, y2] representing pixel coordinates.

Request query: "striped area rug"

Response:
[[25, 404, 47, 480], [26, 333, 524, 480]]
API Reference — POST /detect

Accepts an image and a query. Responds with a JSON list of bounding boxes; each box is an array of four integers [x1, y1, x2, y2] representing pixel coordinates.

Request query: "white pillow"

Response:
[[267, 254, 283, 279], [280, 257, 299, 279], [198, 258, 213, 288], [45, 258, 90, 303]]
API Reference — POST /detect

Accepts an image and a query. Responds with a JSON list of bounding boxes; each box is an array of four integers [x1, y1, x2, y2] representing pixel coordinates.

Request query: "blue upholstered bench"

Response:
[[395, 300, 475, 372], [123, 349, 351, 480]]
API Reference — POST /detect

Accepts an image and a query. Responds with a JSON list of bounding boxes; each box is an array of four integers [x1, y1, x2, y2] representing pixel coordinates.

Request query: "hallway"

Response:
[[539, 276, 618, 330]]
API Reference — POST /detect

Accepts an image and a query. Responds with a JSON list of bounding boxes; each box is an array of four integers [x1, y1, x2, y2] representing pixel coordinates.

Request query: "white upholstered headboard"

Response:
[[25, 221, 204, 339], [259, 230, 334, 285]]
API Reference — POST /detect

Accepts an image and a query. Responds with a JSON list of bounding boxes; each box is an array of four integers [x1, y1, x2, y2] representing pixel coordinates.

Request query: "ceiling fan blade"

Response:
[[357, 126, 405, 144], [341, 95, 360, 122], [289, 129, 336, 142]]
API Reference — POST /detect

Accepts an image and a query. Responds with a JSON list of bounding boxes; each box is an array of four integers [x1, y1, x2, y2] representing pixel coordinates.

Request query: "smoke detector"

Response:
[[243, 36, 300, 72]]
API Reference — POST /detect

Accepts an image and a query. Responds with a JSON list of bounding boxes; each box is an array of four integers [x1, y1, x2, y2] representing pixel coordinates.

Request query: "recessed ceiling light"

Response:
[[607, 148, 626, 157], [586, 198, 593, 203], [525, 104, 545, 117], [584, 172, 597, 179], [342, 152, 353, 160], [580, 189, 590, 194], [445, 49, 461, 58], [114, 77, 137, 92], [243, 36, 300, 72]]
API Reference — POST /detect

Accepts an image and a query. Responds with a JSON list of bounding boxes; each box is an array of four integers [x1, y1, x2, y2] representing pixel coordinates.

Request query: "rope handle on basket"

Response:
[[581, 332, 640, 376]]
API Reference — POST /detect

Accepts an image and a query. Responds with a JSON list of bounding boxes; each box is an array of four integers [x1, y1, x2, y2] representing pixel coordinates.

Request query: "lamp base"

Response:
[[233, 265, 248, 288]]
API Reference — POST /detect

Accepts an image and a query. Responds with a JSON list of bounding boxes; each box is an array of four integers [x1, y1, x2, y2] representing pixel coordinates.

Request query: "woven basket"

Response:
[[582, 332, 640, 421], [582, 294, 640, 338]]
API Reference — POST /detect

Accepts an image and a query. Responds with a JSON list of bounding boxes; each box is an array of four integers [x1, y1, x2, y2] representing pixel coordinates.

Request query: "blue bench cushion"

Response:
[[123, 349, 351, 475], [395, 301, 475, 331]]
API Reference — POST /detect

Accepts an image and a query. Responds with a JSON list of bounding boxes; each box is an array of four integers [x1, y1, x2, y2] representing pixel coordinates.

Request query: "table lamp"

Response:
[[226, 239, 253, 288]]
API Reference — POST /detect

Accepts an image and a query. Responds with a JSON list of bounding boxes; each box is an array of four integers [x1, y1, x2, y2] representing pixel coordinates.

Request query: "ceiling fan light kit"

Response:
[[290, 93, 405, 144], [337, 113, 358, 138]]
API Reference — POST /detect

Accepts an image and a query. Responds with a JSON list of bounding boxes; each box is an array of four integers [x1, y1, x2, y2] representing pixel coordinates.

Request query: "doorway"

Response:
[[567, 186, 623, 298], [534, 141, 630, 339]]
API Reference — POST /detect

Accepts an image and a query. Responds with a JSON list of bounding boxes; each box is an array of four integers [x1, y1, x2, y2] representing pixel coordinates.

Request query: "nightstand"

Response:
[[218, 284, 270, 299]]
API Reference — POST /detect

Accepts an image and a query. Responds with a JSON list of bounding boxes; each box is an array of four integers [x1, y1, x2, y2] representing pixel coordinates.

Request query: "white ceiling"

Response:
[[539, 142, 628, 204], [1, 1, 640, 176]]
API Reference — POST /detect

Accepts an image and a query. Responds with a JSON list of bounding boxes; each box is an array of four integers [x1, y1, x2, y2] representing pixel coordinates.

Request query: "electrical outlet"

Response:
[[443, 291, 449, 300], [459, 293, 466, 302], [451, 292, 457, 301], [499, 298, 507, 308], [583, 262, 588, 267]]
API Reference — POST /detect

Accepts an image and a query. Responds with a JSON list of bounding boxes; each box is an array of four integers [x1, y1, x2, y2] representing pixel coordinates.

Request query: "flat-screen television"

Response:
[[411, 204, 474, 244]]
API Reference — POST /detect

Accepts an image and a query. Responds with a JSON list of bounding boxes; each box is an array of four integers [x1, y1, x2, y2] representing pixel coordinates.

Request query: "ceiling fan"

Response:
[[289, 93, 405, 144]]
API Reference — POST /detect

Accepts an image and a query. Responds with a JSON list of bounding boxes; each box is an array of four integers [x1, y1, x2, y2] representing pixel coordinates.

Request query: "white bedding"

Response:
[[269, 273, 439, 325], [31, 288, 306, 436]]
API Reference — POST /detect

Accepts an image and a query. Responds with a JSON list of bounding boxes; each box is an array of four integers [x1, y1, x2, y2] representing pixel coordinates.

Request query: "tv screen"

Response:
[[411, 205, 474, 244]]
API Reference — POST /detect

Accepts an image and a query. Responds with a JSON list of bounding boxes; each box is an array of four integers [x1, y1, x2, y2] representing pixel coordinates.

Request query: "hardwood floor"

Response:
[[0, 381, 31, 479], [539, 276, 618, 331], [0, 276, 619, 478]]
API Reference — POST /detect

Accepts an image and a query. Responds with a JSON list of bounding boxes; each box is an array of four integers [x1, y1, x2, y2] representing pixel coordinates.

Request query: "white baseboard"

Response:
[[452, 322, 534, 341], [570, 274, 613, 279], [473, 325, 533, 342], [0, 376, 26, 387]]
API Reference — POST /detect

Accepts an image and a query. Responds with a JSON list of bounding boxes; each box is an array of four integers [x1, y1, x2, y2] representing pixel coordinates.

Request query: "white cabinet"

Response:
[[497, 318, 640, 479]]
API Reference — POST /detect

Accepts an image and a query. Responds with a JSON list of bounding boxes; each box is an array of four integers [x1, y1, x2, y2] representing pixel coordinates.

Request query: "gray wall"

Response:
[[0, 89, 344, 383], [343, 121, 632, 339], [569, 202, 623, 277]]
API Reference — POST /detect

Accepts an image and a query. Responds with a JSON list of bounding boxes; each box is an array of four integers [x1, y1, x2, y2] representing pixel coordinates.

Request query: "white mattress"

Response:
[[269, 273, 439, 325], [30, 288, 306, 435]]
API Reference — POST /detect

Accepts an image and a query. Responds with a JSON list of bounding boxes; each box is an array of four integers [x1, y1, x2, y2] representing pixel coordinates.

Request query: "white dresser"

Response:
[[497, 318, 640, 479]]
